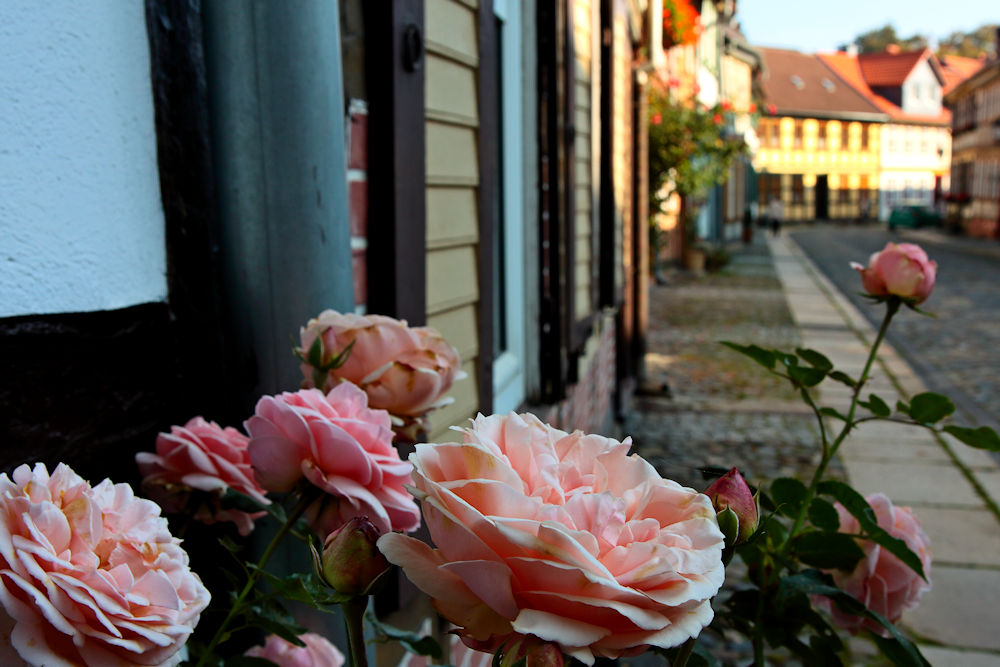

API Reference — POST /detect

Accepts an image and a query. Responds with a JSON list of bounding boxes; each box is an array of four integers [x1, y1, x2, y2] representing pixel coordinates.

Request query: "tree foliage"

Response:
[[938, 24, 998, 58], [647, 88, 747, 214], [845, 23, 928, 54]]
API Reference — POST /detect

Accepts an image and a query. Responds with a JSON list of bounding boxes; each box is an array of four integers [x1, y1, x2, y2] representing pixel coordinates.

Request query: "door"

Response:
[[815, 174, 829, 220]]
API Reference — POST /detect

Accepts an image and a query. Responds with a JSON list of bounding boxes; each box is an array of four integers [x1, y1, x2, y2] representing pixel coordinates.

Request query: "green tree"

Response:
[[851, 23, 928, 53], [647, 88, 746, 255], [938, 24, 998, 58]]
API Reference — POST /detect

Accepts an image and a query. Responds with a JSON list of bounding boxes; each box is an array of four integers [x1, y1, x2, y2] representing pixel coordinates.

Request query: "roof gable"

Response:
[[757, 47, 885, 118], [857, 48, 941, 87]]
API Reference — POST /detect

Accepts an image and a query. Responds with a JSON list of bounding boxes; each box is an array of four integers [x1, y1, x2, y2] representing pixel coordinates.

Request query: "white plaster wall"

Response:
[[901, 59, 942, 116], [0, 2, 167, 317]]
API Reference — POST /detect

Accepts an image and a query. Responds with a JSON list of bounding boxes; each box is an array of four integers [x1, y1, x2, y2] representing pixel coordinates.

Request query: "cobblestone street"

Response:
[[625, 237, 835, 492], [791, 225, 1000, 438]]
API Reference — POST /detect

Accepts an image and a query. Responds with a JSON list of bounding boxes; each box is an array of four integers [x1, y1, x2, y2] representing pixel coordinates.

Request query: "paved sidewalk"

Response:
[[771, 233, 1000, 665]]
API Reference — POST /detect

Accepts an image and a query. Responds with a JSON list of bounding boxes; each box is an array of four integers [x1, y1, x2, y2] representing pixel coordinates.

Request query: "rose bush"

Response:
[[820, 493, 932, 635], [297, 310, 463, 422], [244, 632, 345, 667], [851, 242, 937, 304], [0, 463, 210, 667], [136, 417, 270, 535], [378, 413, 725, 665], [245, 383, 420, 536]]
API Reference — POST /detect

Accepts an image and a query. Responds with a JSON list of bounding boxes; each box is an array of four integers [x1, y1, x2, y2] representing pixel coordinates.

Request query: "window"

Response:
[[760, 173, 782, 206], [841, 122, 850, 150], [794, 120, 803, 149], [861, 124, 869, 149], [792, 174, 804, 203], [491, 0, 526, 413], [817, 121, 827, 149]]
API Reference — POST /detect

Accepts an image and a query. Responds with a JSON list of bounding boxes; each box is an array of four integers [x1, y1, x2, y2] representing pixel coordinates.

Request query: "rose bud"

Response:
[[850, 242, 937, 304], [704, 467, 758, 546], [318, 516, 391, 596]]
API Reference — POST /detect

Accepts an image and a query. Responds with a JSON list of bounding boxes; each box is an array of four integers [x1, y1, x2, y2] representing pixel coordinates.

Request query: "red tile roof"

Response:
[[757, 47, 886, 119], [856, 49, 932, 87], [819, 51, 951, 126], [937, 54, 986, 94]]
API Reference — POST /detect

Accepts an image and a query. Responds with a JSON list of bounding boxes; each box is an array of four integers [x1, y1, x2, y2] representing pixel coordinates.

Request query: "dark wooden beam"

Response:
[[364, 0, 427, 326]]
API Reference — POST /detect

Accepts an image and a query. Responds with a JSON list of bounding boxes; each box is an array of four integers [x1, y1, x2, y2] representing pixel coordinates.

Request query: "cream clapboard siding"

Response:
[[573, 0, 594, 321], [425, 0, 481, 439]]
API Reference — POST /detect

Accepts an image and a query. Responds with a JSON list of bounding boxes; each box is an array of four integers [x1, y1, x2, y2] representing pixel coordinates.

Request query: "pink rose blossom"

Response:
[[378, 413, 725, 665], [704, 467, 757, 546], [820, 493, 932, 635], [297, 310, 464, 422], [246, 384, 420, 536], [0, 463, 210, 667], [850, 242, 937, 304], [136, 417, 271, 535], [245, 632, 345, 667]]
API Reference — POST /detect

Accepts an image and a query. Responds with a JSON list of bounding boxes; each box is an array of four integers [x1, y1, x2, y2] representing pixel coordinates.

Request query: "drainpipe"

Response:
[[201, 1, 354, 401]]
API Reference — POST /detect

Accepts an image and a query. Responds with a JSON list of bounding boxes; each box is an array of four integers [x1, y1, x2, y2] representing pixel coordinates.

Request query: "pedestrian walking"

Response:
[[766, 198, 783, 236]]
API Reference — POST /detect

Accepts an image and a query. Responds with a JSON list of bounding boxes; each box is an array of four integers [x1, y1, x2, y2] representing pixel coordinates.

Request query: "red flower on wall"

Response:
[[662, 0, 701, 49]]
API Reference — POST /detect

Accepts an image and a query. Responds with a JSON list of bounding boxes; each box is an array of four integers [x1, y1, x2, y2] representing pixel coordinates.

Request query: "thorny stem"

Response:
[[194, 488, 318, 666], [672, 636, 697, 667], [782, 297, 900, 554], [342, 596, 370, 667]]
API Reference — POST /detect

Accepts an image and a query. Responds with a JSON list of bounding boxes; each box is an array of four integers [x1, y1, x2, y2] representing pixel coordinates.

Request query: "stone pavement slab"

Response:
[[903, 565, 1000, 652], [842, 459, 983, 507], [837, 434, 952, 464], [909, 506, 1000, 567], [917, 646, 1000, 667]]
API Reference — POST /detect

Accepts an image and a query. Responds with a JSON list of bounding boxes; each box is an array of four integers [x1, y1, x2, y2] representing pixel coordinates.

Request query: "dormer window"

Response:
[[820, 78, 835, 92], [790, 75, 804, 89]]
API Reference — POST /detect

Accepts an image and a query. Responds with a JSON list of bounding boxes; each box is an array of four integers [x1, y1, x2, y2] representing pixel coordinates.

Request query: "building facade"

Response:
[[821, 49, 952, 221], [944, 56, 1000, 238], [754, 47, 886, 222]]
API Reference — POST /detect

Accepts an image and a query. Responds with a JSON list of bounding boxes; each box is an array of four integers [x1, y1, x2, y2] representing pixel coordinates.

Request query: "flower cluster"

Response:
[[246, 383, 421, 537], [9, 242, 984, 667], [0, 463, 210, 667], [819, 494, 932, 635], [297, 311, 464, 431], [662, 0, 700, 48], [379, 413, 725, 664], [136, 417, 270, 536]]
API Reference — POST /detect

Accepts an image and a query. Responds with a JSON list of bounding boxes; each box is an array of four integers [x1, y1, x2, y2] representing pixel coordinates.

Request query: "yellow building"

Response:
[[754, 47, 887, 221]]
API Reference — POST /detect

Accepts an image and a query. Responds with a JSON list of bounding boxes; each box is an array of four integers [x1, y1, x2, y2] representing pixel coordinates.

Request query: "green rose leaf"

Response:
[[788, 365, 827, 388], [305, 334, 325, 368], [366, 612, 444, 659], [896, 400, 911, 417], [817, 481, 926, 581], [909, 392, 955, 424], [819, 407, 849, 421], [796, 347, 834, 371], [829, 370, 857, 388], [771, 477, 809, 518], [720, 341, 776, 370], [779, 571, 931, 667], [808, 497, 840, 531], [943, 425, 1000, 451], [795, 531, 865, 570], [859, 393, 891, 418]]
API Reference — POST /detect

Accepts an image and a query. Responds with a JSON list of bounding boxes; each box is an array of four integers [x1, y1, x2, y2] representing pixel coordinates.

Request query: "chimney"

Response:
[[886, 44, 900, 54], [846, 43, 858, 57]]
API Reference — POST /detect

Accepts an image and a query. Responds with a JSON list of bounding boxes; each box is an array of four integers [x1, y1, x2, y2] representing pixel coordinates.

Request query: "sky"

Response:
[[737, 0, 997, 53]]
